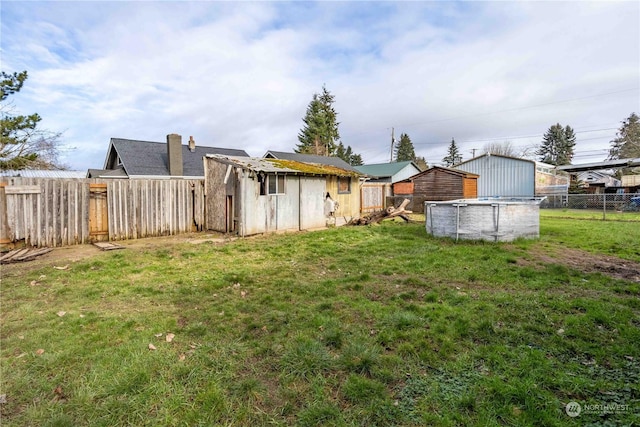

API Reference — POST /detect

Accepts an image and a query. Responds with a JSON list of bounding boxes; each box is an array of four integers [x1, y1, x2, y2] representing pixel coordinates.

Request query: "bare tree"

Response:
[[482, 141, 516, 157]]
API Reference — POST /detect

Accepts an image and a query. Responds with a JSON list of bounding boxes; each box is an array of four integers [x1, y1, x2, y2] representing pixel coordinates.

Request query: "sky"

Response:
[[2, 1, 639, 171]]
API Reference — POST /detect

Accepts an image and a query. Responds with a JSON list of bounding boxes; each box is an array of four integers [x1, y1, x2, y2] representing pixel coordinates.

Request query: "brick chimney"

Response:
[[188, 135, 196, 152], [167, 133, 183, 176]]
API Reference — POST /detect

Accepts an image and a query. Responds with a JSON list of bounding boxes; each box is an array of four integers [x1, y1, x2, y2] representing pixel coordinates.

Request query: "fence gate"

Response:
[[89, 184, 109, 241], [361, 185, 384, 213]]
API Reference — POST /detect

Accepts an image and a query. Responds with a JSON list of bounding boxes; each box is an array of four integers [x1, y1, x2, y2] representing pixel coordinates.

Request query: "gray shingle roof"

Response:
[[263, 150, 361, 174], [109, 138, 249, 177]]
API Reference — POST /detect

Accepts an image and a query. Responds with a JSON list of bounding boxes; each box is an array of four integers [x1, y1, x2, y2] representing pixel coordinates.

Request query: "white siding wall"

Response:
[[456, 156, 535, 197], [392, 165, 422, 184], [239, 174, 326, 235]]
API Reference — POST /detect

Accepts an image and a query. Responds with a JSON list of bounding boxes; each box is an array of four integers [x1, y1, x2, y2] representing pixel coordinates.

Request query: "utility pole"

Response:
[[390, 127, 395, 162], [470, 148, 477, 158]]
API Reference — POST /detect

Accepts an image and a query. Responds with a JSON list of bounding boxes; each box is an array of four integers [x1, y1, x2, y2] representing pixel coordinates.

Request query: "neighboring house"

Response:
[[454, 154, 537, 198], [204, 154, 362, 236], [405, 166, 479, 213], [576, 171, 621, 194], [263, 151, 362, 216], [355, 161, 422, 212], [535, 162, 570, 196], [621, 175, 640, 193], [87, 134, 249, 179], [355, 161, 422, 184]]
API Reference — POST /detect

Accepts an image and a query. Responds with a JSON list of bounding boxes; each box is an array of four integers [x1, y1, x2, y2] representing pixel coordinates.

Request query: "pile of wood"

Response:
[[0, 248, 53, 264], [348, 199, 413, 226]]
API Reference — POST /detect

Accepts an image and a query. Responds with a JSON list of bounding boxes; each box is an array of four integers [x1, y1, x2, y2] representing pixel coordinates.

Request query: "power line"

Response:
[[351, 88, 638, 134], [411, 127, 618, 147]]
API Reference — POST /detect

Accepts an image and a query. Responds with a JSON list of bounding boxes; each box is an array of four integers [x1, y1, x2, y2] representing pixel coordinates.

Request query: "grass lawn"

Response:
[[1, 217, 639, 426], [541, 208, 640, 223]]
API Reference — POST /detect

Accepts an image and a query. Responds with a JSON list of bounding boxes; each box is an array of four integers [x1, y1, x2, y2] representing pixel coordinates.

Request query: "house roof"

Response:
[[106, 138, 249, 177], [0, 169, 87, 179], [86, 167, 128, 179], [577, 171, 621, 186], [556, 158, 640, 173], [404, 166, 479, 182], [354, 161, 419, 179], [263, 150, 361, 174], [207, 154, 361, 177]]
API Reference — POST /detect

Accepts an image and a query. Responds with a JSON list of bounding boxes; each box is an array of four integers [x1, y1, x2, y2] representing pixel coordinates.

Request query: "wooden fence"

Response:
[[0, 178, 205, 247]]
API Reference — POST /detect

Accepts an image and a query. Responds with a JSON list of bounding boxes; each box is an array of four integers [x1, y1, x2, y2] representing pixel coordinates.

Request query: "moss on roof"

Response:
[[265, 158, 361, 177]]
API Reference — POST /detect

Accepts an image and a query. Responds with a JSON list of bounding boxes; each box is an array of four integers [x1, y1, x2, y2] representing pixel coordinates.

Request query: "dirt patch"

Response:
[[521, 244, 640, 283], [0, 232, 233, 279]]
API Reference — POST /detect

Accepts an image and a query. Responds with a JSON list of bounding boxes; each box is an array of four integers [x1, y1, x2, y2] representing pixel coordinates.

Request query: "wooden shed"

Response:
[[409, 166, 479, 213], [204, 154, 361, 236]]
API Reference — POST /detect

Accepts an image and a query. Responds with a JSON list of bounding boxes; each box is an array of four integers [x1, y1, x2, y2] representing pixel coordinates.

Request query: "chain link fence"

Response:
[[540, 193, 640, 221], [385, 193, 640, 221]]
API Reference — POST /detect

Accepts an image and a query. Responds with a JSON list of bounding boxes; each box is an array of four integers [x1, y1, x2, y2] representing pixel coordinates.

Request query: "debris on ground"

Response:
[[0, 248, 53, 264], [348, 198, 414, 225], [92, 242, 125, 251]]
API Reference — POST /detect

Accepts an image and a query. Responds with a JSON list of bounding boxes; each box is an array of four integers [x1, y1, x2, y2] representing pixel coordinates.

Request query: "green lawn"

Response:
[[1, 218, 639, 426], [541, 208, 640, 223]]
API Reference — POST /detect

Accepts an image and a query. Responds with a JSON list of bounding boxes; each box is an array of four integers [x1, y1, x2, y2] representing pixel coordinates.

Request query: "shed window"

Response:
[[268, 174, 285, 195], [338, 177, 351, 194]]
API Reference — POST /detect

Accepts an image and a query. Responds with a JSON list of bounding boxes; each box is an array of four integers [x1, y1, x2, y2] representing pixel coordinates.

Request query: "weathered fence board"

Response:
[[0, 178, 206, 247]]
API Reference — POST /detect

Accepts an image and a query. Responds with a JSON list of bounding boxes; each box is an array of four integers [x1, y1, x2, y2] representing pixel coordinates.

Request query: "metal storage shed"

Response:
[[454, 154, 535, 198]]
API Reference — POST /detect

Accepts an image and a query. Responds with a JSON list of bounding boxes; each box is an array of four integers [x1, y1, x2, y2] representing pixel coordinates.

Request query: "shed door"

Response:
[[89, 184, 109, 241], [299, 177, 326, 230], [463, 178, 478, 199]]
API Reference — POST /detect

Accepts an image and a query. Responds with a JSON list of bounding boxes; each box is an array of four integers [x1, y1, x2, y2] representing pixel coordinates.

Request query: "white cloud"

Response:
[[1, 1, 638, 169]]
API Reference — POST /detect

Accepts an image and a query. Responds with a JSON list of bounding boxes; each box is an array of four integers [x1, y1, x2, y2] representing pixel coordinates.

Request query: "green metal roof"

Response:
[[355, 161, 416, 178]]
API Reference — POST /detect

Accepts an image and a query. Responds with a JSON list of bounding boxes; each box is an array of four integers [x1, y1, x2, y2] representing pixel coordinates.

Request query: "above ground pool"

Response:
[[425, 197, 545, 242]]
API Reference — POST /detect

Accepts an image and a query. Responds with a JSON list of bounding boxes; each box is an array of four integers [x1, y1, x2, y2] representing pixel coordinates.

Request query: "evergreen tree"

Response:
[[336, 141, 363, 166], [415, 156, 428, 171], [536, 123, 576, 166], [442, 138, 462, 167], [336, 142, 348, 163], [608, 112, 640, 160], [394, 133, 416, 162], [349, 153, 363, 166], [1, 70, 65, 170], [296, 85, 340, 156]]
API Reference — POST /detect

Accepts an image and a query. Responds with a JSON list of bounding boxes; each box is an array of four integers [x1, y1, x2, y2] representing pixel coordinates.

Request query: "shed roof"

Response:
[[354, 161, 419, 178], [405, 166, 479, 182], [455, 153, 535, 168], [207, 154, 361, 177], [106, 138, 249, 177], [263, 150, 361, 174]]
